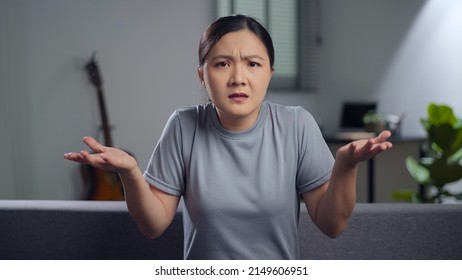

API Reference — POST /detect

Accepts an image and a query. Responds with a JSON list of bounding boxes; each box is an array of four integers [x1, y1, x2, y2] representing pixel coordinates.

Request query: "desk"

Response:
[[324, 135, 426, 203]]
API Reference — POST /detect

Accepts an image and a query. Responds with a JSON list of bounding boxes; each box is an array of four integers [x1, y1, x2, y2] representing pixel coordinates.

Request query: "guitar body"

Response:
[[81, 164, 124, 200], [83, 53, 125, 201]]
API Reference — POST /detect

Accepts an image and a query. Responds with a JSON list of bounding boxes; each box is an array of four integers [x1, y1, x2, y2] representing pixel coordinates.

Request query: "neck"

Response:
[[215, 107, 261, 132]]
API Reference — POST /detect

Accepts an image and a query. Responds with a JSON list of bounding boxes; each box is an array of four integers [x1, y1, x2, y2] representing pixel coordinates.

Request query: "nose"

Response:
[[230, 64, 246, 86]]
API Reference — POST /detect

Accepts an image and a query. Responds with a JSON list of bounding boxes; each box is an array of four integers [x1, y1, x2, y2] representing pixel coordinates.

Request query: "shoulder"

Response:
[[173, 104, 203, 118], [169, 103, 212, 125], [265, 101, 316, 124], [163, 103, 214, 139]]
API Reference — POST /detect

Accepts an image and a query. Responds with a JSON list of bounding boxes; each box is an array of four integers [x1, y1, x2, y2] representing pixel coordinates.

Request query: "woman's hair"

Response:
[[198, 14, 275, 68]]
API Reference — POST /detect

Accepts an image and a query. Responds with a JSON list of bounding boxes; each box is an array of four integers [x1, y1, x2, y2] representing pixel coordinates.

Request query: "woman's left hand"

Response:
[[336, 130, 393, 168]]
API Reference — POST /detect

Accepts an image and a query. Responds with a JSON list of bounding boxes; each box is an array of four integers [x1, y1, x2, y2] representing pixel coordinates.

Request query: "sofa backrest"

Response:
[[299, 203, 462, 259], [0, 200, 182, 260], [0, 200, 461, 259]]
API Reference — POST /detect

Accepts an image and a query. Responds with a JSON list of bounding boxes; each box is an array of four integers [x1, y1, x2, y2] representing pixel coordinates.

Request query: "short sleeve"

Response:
[[144, 111, 185, 196], [295, 108, 335, 193]]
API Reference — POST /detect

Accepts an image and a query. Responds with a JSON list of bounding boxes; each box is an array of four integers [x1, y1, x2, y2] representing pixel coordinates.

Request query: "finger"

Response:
[[368, 141, 393, 156], [99, 153, 122, 170], [100, 152, 116, 164], [379, 141, 393, 150], [64, 151, 98, 166], [82, 136, 106, 153], [356, 138, 387, 160], [374, 130, 392, 143], [63, 152, 84, 162], [80, 150, 107, 167], [347, 141, 357, 152]]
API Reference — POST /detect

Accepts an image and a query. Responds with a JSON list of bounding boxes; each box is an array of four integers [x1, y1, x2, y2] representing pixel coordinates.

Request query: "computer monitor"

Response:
[[340, 102, 377, 129]]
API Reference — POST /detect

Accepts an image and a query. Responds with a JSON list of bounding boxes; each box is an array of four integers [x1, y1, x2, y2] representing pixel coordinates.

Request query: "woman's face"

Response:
[[198, 29, 273, 131]]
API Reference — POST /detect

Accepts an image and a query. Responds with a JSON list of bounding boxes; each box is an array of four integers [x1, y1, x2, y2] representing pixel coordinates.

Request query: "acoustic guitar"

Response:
[[81, 53, 125, 200]]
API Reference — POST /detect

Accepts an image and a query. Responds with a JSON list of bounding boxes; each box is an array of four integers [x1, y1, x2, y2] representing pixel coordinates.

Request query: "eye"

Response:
[[248, 61, 261, 68], [215, 61, 230, 68]]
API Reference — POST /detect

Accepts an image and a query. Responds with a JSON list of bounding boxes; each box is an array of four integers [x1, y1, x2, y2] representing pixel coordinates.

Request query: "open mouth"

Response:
[[228, 93, 249, 102]]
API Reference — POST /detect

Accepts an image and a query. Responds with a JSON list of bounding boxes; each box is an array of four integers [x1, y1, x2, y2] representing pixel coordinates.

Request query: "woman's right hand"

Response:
[[64, 136, 137, 174]]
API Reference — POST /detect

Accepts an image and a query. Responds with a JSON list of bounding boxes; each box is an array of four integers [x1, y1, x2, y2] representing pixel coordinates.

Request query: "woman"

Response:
[[64, 14, 392, 259]]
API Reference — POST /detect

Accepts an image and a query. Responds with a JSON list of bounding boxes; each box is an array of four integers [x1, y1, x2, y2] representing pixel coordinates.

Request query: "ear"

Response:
[[197, 65, 204, 85]]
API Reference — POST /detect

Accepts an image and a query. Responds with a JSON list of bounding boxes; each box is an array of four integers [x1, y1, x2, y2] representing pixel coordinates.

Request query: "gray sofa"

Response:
[[1, 200, 461, 260]]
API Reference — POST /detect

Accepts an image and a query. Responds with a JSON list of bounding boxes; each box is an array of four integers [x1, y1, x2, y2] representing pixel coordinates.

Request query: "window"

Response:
[[217, 0, 320, 92]]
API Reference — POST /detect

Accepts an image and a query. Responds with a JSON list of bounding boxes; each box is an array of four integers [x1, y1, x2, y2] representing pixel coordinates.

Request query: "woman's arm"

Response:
[[302, 131, 393, 238], [64, 136, 180, 239], [118, 167, 180, 239]]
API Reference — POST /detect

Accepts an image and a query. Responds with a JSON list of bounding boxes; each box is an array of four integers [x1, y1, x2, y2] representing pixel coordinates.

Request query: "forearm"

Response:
[[63, 137, 178, 238], [306, 132, 392, 239], [118, 167, 176, 238], [314, 161, 357, 238]]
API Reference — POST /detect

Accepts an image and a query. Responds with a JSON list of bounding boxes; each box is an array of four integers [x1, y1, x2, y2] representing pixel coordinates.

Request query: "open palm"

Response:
[[336, 130, 393, 166], [64, 136, 137, 174]]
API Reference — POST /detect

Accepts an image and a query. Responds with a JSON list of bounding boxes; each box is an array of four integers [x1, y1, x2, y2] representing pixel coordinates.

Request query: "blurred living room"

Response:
[[1, 0, 461, 263], [2, 0, 461, 202]]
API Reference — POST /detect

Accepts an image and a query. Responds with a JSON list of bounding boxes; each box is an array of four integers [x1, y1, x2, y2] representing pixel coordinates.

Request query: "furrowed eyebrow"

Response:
[[209, 55, 232, 61], [210, 54, 265, 61], [244, 55, 265, 61], [243, 55, 265, 61]]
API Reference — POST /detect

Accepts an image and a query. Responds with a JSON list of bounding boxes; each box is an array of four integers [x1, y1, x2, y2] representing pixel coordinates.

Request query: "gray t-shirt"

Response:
[[144, 101, 334, 259]]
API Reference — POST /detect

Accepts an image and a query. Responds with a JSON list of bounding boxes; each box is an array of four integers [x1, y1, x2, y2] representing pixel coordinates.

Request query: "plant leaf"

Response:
[[427, 157, 462, 187], [450, 126, 462, 154], [406, 156, 430, 184], [391, 190, 415, 202], [427, 124, 456, 153], [427, 103, 457, 126], [447, 147, 462, 165]]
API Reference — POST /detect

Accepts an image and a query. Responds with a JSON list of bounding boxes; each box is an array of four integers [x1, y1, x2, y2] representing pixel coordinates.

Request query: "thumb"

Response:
[[83, 136, 106, 153]]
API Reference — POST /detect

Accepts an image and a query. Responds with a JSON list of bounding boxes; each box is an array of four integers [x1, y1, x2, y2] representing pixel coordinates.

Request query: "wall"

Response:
[[0, 0, 215, 199], [318, 0, 462, 135], [317, 0, 462, 196], [1, 0, 461, 200]]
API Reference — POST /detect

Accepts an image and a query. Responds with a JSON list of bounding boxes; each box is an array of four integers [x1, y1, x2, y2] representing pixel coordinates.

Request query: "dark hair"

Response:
[[198, 14, 275, 68]]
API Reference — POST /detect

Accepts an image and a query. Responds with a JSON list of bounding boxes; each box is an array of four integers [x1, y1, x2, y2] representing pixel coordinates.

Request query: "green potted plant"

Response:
[[362, 110, 386, 134], [393, 103, 462, 203]]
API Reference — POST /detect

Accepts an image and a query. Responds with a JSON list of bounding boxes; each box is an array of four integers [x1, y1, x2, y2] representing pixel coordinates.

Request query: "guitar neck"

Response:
[[96, 86, 113, 147]]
